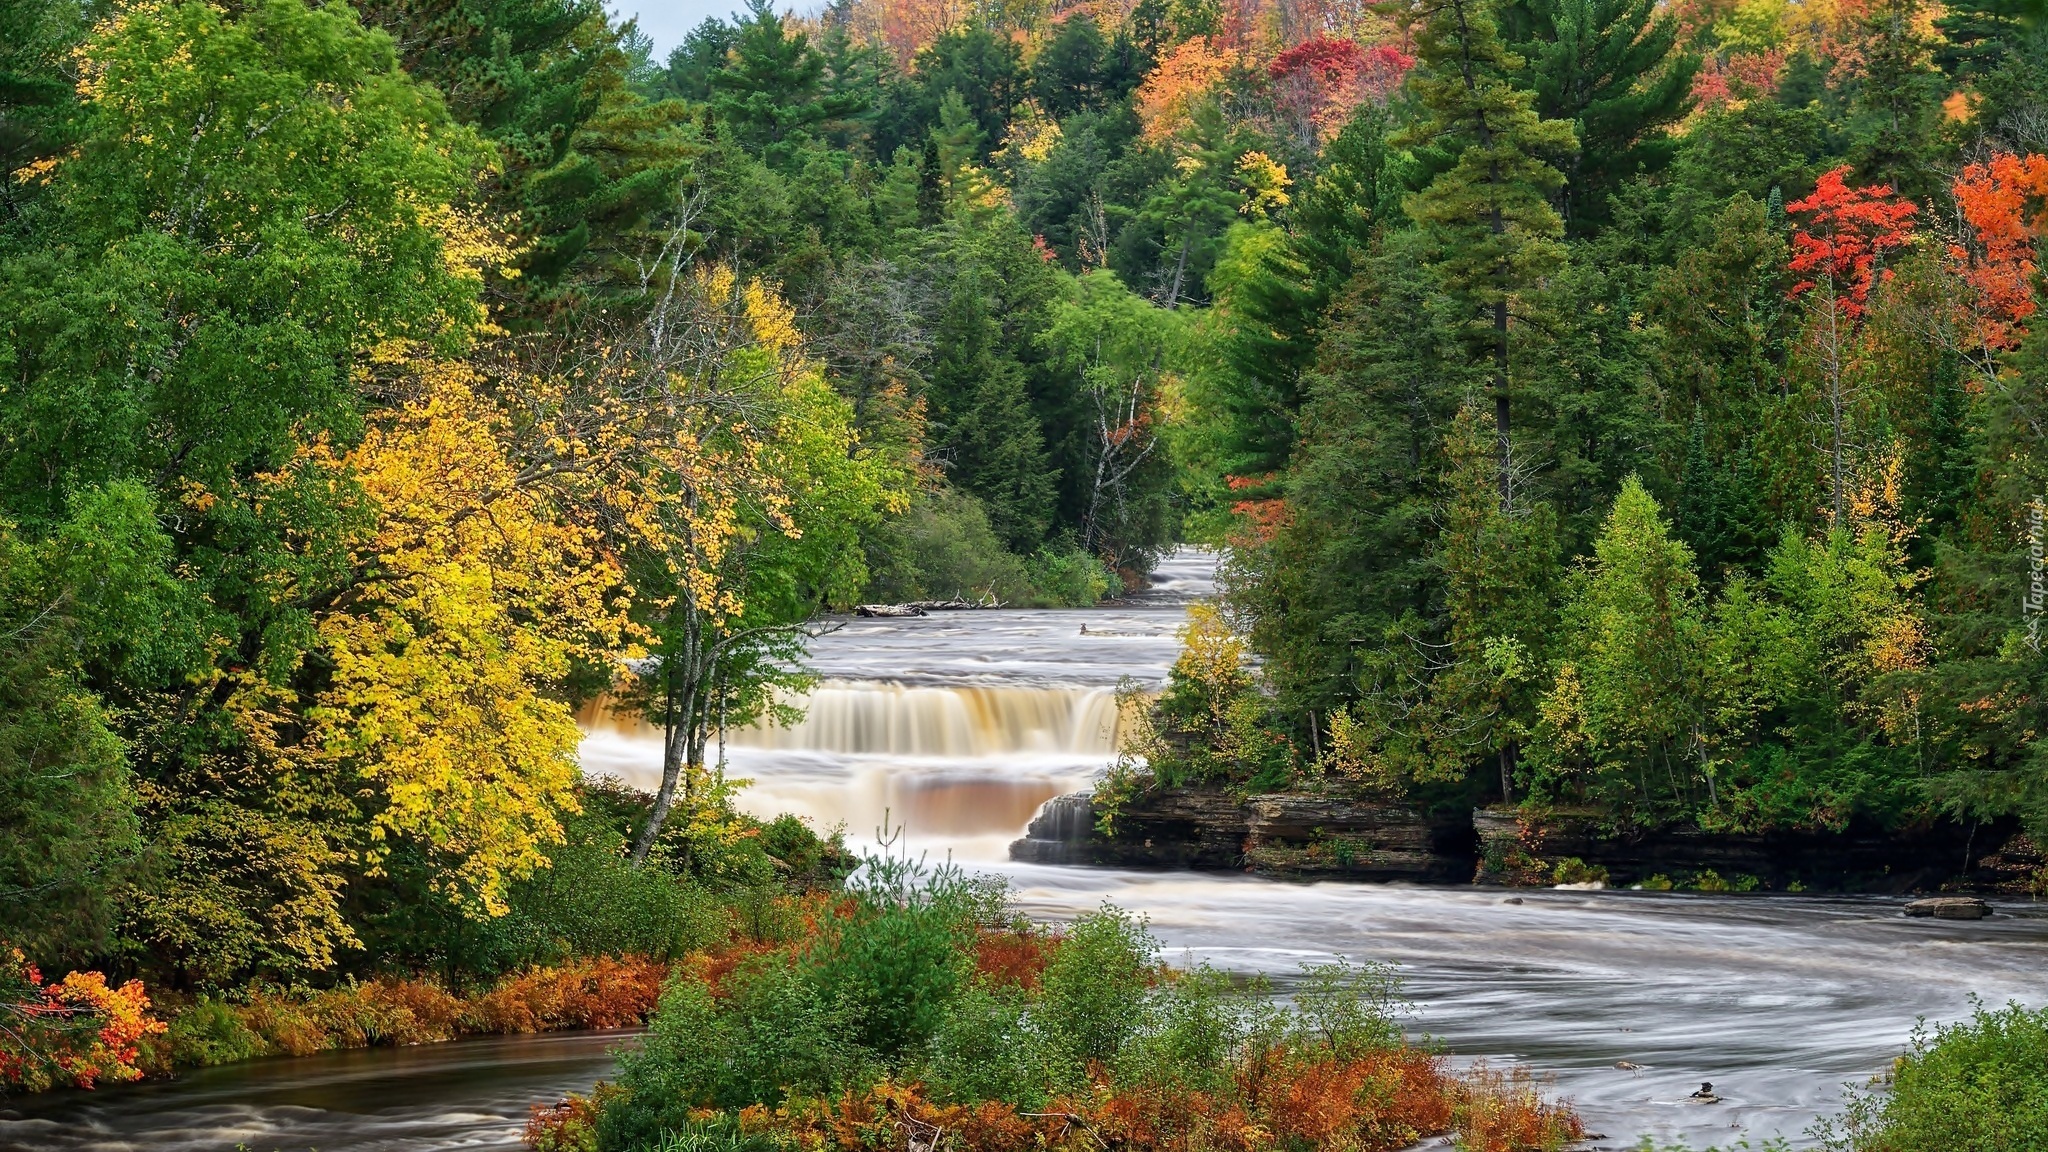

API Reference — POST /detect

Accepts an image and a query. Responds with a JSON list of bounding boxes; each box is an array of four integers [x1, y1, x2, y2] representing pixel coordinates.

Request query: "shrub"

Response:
[[863, 488, 1036, 605], [1551, 857, 1610, 885], [922, 983, 1048, 1108], [1456, 1062, 1586, 1152], [1290, 957, 1405, 1056], [600, 958, 874, 1146], [1034, 905, 1160, 1071], [1021, 545, 1115, 607], [154, 997, 266, 1068], [469, 956, 667, 1034], [1685, 869, 1761, 893], [1818, 1001, 2048, 1152]]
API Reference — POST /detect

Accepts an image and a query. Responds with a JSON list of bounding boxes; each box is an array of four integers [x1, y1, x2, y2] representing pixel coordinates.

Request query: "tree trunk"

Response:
[[632, 605, 704, 865], [1494, 296, 1511, 514]]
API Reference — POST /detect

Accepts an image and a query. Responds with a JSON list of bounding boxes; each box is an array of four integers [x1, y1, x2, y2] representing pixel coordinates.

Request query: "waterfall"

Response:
[[576, 682, 1130, 849], [580, 682, 1124, 758]]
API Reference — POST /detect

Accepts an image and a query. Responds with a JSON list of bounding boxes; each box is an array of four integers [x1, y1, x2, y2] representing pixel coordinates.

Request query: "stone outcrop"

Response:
[[1010, 787, 1473, 881], [1903, 896, 1993, 920], [1473, 807, 1998, 893]]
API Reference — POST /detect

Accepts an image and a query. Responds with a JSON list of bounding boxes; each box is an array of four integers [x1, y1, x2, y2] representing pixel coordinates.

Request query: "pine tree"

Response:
[[354, 0, 641, 291], [1503, 0, 1696, 232], [1852, 0, 1940, 199], [1033, 14, 1111, 119], [1933, 0, 2046, 78], [1400, 0, 1577, 511], [925, 262, 1058, 549], [1432, 404, 1561, 801], [710, 0, 864, 156], [659, 16, 738, 102], [1205, 103, 1410, 477]]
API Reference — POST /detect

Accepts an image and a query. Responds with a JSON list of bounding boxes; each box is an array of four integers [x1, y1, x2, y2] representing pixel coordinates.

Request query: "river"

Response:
[[7, 550, 2044, 1151]]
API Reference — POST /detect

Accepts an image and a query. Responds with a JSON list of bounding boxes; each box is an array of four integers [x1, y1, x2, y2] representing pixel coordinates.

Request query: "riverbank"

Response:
[[1013, 785, 2045, 896]]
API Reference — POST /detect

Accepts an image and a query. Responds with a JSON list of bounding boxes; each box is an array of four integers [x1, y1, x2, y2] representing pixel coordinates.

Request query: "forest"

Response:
[[1, 0, 2046, 1144]]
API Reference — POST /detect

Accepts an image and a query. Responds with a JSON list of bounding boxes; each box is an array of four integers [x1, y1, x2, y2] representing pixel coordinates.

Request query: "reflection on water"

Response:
[[0, 1030, 635, 1152]]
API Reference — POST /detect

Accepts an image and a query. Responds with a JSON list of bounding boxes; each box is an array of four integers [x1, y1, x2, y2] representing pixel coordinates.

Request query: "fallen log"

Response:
[[855, 603, 926, 617], [906, 595, 1003, 610]]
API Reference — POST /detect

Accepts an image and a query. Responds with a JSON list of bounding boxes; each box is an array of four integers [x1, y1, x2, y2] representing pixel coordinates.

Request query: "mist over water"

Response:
[[9, 549, 2042, 1151]]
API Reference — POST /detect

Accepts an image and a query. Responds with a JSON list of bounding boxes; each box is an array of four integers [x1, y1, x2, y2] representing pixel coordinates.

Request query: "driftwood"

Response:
[[854, 595, 1003, 617], [855, 603, 926, 617]]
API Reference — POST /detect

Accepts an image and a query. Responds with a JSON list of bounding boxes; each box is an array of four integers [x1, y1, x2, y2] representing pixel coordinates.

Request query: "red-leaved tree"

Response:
[[1786, 165, 1917, 522], [1, 949, 162, 1091], [1270, 37, 1413, 147]]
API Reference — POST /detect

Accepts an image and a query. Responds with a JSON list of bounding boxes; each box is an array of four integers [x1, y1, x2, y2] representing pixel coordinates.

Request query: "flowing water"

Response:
[[9, 550, 2045, 1151]]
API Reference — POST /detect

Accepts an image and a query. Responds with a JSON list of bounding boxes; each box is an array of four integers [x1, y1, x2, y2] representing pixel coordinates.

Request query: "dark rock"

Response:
[[1008, 792, 1099, 865], [1473, 807, 1999, 893], [1010, 786, 1471, 879], [1903, 896, 1992, 920]]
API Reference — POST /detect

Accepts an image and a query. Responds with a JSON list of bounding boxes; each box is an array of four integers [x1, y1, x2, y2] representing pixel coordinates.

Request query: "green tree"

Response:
[[1933, 0, 2046, 78], [1033, 14, 1113, 118], [1504, 0, 1696, 231], [711, 0, 864, 157], [1531, 477, 1711, 823], [1399, 0, 1578, 510], [1431, 405, 1561, 801]]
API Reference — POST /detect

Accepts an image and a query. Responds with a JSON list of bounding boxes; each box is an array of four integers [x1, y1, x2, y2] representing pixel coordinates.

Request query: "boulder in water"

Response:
[[1902, 896, 1993, 920]]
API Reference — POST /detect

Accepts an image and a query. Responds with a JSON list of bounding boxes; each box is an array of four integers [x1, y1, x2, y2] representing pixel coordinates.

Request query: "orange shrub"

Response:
[[0, 951, 164, 1091], [236, 988, 333, 1056], [470, 956, 666, 1033], [1455, 1061, 1586, 1152], [972, 928, 1058, 990]]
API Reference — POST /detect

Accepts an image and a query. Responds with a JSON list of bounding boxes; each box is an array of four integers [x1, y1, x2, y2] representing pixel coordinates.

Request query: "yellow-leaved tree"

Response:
[[311, 353, 632, 914]]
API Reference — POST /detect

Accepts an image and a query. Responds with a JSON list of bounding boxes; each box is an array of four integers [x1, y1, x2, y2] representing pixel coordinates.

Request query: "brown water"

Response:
[[0, 1030, 634, 1152]]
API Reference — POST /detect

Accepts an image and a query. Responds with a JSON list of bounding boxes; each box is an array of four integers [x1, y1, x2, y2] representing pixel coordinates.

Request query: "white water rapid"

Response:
[[581, 548, 2048, 1151]]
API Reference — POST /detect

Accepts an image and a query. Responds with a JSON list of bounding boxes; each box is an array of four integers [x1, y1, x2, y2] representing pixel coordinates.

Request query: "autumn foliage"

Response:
[[1787, 165, 1919, 319], [528, 1050, 1580, 1152], [1948, 151, 2048, 351], [0, 949, 163, 1091], [1271, 37, 1415, 136]]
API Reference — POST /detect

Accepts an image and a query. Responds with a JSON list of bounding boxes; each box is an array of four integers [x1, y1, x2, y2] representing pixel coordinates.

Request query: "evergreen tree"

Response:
[[1431, 405, 1562, 801], [355, 0, 646, 290], [661, 16, 738, 101], [1204, 103, 1409, 478], [1531, 477, 1712, 823], [1399, 0, 1578, 510], [925, 262, 1058, 549], [1231, 234, 1473, 722], [711, 0, 864, 156], [1850, 0, 1941, 198], [1503, 0, 1696, 232], [1933, 0, 2046, 78], [1034, 14, 1112, 118]]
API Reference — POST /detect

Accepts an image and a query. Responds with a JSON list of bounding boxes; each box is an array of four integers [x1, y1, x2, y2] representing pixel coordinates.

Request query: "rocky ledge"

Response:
[[1472, 807, 2006, 893], [1009, 787, 1474, 882]]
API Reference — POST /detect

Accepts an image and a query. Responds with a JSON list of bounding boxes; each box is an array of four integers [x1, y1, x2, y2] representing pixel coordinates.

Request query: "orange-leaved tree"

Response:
[[0, 949, 162, 1092], [1947, 151, 2048, 367], [1786, 165, 1917, 522]]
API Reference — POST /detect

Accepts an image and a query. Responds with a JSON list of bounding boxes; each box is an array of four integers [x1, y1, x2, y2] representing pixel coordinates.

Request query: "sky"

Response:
[[613, 1, 732, 55], [613, 1, 818, 56]]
